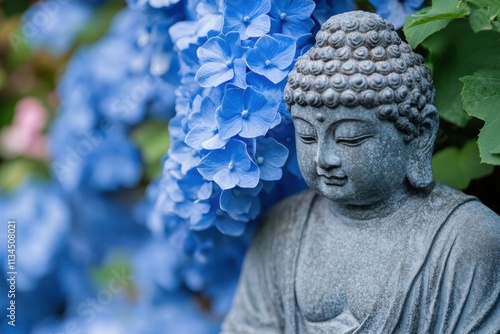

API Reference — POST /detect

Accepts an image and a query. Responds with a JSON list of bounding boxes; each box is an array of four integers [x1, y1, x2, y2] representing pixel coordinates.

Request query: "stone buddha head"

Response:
[[284, 11, 439, 207]]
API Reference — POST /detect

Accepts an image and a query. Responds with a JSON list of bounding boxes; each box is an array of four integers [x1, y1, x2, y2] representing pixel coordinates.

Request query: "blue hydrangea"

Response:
[[153, 3, 340, 297], [30, 295, 220, 334], [50, 8, 181, 192], [313, 0, 356, 24], [269, 0, 315, 37], [220, 184, 263, 221], [222, 0, 272, 40], [246, 34, 296, 83], [169, 1, 224, 51], [255, 136, 289, 181], [217, 86, 280, 139], [198, 139, 260, 190], [0, 179, 69, 332], [127, 0, 182, 9], [369, 0, 425, 29], [0, 179, 70, 290], [20, 0, 93, 55], [185, 95, 229, 150], [196, 32, 247, 87]]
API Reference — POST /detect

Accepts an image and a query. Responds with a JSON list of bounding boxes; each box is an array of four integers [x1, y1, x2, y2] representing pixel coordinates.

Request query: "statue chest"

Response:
[[295, 208, 408, 323]]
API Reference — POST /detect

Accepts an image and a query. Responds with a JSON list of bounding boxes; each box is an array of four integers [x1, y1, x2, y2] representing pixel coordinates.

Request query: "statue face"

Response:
[[291, 105, 412, 206]]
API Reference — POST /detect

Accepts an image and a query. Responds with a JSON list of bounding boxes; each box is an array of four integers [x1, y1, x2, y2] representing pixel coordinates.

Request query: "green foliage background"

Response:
[[404, 0, 500, 212]]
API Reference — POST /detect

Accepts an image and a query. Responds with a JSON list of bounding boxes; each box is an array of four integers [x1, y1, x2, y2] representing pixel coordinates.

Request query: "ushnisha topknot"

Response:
[[284, 11, 436, 142]]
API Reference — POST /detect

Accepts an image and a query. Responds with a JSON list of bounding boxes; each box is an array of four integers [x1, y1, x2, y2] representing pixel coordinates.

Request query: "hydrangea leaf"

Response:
[[403, 0, 469, 48], [461, 69, 500, 165], [421, 20, 500, 127], [432, 140, 494, 189], [403, 11, 451, 48]]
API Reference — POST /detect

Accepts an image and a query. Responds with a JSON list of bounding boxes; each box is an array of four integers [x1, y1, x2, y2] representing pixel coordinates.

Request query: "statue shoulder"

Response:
[[447, 198, 500, 257], [431, 183, 500, 273], [247, 189, 317, 267], [258, 189, 317, 240], [423, 183, 499, 267]]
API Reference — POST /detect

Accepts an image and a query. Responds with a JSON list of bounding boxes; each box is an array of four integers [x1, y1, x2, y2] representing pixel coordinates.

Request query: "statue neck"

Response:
[[328, 183, 430, 222]]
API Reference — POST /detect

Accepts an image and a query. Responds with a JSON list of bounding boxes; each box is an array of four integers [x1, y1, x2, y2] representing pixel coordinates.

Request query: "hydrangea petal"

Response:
[[196, 62, 234, 88], [214, 168, 239, 190], [272, 35, 296, 69], [197, 150, 228, 180], [215, 215, 246, 236], [246, 35, 296, 83], [240, 113, 273, 138], [202, 133, 228, 150], [246, 15, 271, 38], [235, 163, 260, 188], [185, 125, 215, 150]]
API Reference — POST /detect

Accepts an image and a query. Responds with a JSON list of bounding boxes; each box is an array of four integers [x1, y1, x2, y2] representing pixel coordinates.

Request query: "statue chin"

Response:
[[222, 10, 500, 334]]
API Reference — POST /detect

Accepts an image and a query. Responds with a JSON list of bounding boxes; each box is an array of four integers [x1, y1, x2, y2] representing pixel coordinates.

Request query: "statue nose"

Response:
[[317, 150, 341, 170]]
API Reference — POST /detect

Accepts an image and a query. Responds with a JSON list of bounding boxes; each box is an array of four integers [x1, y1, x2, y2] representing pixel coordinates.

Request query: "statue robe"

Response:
[[221, 184, 500, 333]]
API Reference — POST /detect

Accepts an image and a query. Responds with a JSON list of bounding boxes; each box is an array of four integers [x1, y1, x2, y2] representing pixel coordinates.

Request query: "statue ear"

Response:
[[407, 105, 439, 189]]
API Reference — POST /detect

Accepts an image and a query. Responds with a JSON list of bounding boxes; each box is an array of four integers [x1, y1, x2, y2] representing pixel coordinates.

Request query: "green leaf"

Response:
[[422, 20, 500, 127], [0, 158, 50, 191], [91, 252, 136, 296], [403, 0, 469, 47], [461, 69, 500, 165], [432, 139, 494, 189], [132, 120, 170, 180], [492, 15, 500, 31], [491, 142, 500, 154], [469, 8, 493, 31], [0, 69, 5, 90], [466, 0, 500, 32], [466, 0, 500, 6], [75, 3, 123, 46]]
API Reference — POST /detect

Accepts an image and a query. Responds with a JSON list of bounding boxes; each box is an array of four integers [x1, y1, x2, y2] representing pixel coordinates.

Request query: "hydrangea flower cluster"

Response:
[[19, 0, 107, 55], [0, 179, 69, 334], [49, 5, 183, 193], [158, 0, 350, 239]]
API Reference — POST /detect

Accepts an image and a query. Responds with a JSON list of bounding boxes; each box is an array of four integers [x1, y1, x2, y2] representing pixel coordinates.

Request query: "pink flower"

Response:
[[0, 97, 48, 159]]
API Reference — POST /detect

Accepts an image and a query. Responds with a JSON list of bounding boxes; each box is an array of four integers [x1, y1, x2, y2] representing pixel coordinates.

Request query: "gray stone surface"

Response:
[[222, 11, 500, 334]]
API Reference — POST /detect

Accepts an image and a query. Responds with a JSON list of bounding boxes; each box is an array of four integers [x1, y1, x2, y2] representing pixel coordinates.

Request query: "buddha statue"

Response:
[[221, 11, 500, 334]]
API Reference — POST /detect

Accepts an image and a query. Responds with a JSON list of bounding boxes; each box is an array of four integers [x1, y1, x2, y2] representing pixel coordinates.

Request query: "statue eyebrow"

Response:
[[333, 118, 372, 126]]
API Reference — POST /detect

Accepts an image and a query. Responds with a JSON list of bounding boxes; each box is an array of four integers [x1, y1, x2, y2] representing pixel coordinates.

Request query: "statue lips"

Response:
[[319, 174, 347, 186]]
